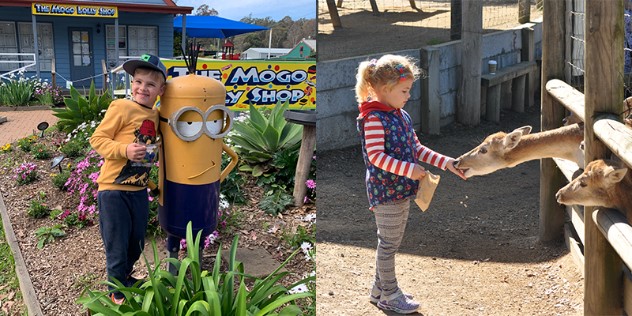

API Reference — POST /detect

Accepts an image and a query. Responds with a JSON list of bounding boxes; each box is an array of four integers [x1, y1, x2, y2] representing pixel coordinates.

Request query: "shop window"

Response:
[[128, 26, 157, 57], [0, 21, 18, 72], [106, 25, 126, 68], [17, 22, 54, 71]]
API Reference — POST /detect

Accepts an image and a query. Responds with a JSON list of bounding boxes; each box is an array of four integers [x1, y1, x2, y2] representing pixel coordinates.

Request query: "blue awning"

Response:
[[174, 15, 268, 39]]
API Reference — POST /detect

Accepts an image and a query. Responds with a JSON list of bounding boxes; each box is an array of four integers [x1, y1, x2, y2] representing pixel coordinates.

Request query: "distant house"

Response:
[[241, 48, 291, 60], [278, 38, 316, 60], [0, 0, 192, 89]]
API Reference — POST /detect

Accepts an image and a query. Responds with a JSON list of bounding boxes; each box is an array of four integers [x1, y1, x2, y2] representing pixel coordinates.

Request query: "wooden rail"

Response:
[[545, 77, 632, 315]]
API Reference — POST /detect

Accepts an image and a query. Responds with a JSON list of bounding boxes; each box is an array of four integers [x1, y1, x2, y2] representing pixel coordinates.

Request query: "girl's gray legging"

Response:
[[373, 198, 410, 298]]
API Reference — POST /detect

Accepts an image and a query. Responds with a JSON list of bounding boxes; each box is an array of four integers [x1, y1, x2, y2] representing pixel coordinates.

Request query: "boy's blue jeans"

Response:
[[97, 189, 149, 294]]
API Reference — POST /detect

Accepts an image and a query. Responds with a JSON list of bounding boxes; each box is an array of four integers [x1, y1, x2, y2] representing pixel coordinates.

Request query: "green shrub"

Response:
[[78, 222, 313, 315], [60, 139, 85, 158], [52, 170, 70, 190], [282, 225, 315, 250], [27, 199, 50, 219], [31, 143, 52, 160], [35, 225, 65, 249], [17, 136, 37, 152], [230, 102, 302, 178], [259, 186, 294, 215], [219, 156, 246, 205], [0, 74, 37, 106], [52, 81, 111, 133]]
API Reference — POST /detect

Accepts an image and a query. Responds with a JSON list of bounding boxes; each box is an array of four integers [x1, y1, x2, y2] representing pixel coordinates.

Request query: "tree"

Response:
[[195, 4, 218, 16]]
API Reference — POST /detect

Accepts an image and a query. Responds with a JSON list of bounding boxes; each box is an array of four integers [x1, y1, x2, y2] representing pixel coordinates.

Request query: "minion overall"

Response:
[[157, 63, 238, 254]]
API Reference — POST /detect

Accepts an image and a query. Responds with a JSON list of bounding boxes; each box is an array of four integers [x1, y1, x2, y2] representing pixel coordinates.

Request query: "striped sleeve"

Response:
[[363, 114, 416, 178], [413, 132, 452, 170]]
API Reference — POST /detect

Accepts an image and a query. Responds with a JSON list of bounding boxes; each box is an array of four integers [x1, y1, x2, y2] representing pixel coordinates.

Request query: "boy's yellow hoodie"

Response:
[[90, 99, 158, 191]]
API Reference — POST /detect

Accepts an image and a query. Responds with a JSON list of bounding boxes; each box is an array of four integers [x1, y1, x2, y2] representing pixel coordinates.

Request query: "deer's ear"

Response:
[[503, 130, 524, 149], [604, 166, 628, 184], [514, 125, 532, 135]]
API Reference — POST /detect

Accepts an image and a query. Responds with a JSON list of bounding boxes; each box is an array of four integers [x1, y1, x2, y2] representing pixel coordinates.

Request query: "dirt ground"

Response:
[[316, 106, 584, 315], [0, 132, 315, 315], [315, 2, 581, 315]]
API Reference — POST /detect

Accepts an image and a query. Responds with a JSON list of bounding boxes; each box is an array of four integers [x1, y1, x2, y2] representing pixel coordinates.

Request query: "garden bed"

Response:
[[0, 129, 315, 315]]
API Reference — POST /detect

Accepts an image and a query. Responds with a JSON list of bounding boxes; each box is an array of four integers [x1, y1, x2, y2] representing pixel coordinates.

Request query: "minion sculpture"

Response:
[[157, 48, 238, 255]]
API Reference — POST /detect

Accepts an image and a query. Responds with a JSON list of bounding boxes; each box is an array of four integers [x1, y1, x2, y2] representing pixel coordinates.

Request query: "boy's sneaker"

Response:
[[377, 291, 420, 314], [369, 286, 413, 304], [110, 293, 125, 305]]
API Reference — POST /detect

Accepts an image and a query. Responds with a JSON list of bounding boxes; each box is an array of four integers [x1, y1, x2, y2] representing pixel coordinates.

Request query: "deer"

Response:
[[453, 123, 584, 178], [556, 159, 632, 221]]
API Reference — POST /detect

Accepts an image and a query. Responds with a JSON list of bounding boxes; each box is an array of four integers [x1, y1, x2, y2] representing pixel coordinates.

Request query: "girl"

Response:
[[356, 54, 466, 314]]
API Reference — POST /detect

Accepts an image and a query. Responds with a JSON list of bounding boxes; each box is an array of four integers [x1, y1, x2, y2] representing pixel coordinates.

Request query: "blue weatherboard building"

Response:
[[0, 0, 192, 89]]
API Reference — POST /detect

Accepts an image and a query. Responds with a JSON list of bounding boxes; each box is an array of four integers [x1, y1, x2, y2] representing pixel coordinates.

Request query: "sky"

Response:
[[174, 0, 316, 21]]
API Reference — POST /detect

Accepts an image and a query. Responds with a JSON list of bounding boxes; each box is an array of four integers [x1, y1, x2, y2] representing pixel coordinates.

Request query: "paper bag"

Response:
[[414, 171, 441, 212]]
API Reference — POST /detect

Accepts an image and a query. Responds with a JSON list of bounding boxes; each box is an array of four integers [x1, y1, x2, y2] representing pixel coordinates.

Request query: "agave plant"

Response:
[[229, 101, 303, 178], [52, 81, 111, 133], [78, 222, 313, 315]]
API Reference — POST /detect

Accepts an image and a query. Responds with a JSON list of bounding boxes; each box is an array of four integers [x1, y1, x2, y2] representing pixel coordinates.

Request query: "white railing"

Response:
[[0, 53, 36, 81]]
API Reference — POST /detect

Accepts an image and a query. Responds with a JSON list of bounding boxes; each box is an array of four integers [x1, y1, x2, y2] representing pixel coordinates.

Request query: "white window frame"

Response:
[[105, 24, 126, 68], [127, 25, 158, 57], [0, 21, 18, 72], [17, 22, 54, 71]]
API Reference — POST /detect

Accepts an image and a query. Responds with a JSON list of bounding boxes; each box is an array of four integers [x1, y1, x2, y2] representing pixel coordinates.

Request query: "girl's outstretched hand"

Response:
[[411, 164, 427, 180], [447, 159, 467, 180]]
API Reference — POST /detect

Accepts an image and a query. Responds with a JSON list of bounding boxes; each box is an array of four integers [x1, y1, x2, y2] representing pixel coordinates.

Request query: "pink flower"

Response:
[[305, 179, 316, 189]]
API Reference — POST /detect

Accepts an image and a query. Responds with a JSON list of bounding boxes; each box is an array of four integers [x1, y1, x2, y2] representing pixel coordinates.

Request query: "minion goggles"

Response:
[[159, 105, 233, 142]]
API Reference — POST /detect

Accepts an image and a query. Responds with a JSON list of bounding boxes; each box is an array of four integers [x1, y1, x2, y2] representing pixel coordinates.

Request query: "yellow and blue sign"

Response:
[[161, 59, 316, 111], [32, 3, 118, 18]]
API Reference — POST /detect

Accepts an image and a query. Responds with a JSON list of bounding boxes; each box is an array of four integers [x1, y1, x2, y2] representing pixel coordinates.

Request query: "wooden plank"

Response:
[[521, 26, 536, 108], [500, 80, 512, 110], [512, 75, 526, 112], [565, 223, 585, 277], [593, 208, 632, 273], [539, 0, 567, 242], [583, 0, 625, 313], [593, 117, 632, 170], [421, 48, 440, 135], [458, 0, 482, 126], [625, 270, 632, 316], [553, 157, 581, 182], [481, 61, 537, 87], [0, 192, 43, 315], [485, 84, 501, 123], [569, 205, 585, 246], [545, 79, 585, 123]]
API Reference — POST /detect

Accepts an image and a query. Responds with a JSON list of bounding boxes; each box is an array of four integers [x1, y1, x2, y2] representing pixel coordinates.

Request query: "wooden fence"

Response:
[[541, 0, 632, 314]]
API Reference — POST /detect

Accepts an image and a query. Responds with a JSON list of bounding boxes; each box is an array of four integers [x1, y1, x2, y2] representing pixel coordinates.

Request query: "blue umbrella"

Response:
[[174, 15, 268, 38]]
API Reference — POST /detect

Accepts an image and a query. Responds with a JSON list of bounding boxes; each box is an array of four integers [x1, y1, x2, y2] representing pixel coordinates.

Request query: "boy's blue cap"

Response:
[[123, 54, 167, 80]]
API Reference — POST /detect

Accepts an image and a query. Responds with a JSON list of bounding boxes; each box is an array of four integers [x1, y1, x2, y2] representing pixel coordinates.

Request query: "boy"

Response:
[[90, 54, 166, 304]]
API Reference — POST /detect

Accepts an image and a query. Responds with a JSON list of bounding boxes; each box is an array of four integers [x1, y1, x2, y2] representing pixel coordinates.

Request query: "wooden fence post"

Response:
[[450, 0, 462, 40], [584, 0, 625, 314], [326, 0, 342, 29], [519, 0, 530, 24], [539, 0, 566, 242], [521, 27, 535, 108], [457, 0, 481, 126]]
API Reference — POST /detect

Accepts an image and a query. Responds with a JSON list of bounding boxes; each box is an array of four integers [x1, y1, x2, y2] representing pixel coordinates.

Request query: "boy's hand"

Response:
[[447, 159, 467, 180], [127, 143, 147, 162], [411, 164, 426, 180]]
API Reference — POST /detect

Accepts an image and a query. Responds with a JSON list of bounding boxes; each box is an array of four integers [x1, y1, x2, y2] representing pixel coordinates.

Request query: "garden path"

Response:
[[0, 108, 58, 145]]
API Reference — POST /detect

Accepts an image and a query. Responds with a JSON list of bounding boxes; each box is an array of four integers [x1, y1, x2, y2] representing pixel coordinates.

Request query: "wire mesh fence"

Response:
[[567, 0, 632, 98], [318, 0, 543, 60]]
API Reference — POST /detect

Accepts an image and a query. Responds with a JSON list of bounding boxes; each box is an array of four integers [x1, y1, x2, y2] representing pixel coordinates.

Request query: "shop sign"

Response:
[[32, 3, 118, 18], [161, 59, 316, 111]]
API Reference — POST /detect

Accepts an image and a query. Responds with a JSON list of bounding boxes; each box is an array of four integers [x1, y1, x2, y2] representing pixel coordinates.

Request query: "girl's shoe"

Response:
[[369, 286, 413, 304], [376, 291, 420, 314]]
